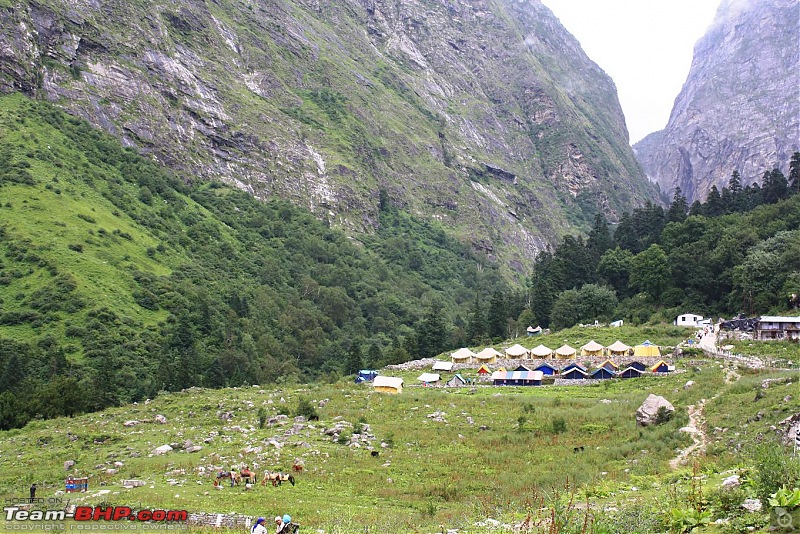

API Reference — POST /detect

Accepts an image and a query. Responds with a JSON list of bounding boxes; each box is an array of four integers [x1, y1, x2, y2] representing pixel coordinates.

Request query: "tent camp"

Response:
[[561, 367, 588, 380], [580, 340, 604, 357], [535, 362, 558, 376], [475, 347, 502, 364], [526, 326, 542, 336], [514, 364, 532, 372], [624, 361, 647, 372], [504, 344, 529, 359], [432, 361, 454, 372], [606, 340, 631, 358], [555, 344, 576, 359], [618, 367, 644, 379], [491, 370, 543, 386], [562, 363, 587, 373], [445, 374, 467, 387], [450, 347, 475, 364], [373, 376, 403, 393], [633, 341, 661, 358], [650, 361, 670, 373], [477, 364, 491, 376], [417, 372, 441, 384], [355, 370, 379, 384], [590, 367, 616, 380], [530, 344, 554, 358]]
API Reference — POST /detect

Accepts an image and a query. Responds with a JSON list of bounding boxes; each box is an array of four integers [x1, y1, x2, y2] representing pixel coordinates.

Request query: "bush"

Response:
[[751, 439, 800, 504], [294, 397, 319, 421], [655, 406, 674, 425], [550, 416, 567, 434]]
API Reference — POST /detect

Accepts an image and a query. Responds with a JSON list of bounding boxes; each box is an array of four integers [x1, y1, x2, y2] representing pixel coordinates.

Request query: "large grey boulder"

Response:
[[635, 394, 675, 427]]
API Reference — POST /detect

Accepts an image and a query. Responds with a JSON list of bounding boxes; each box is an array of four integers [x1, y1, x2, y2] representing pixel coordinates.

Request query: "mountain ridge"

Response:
[[634, 0, 800, 203], [0, 0, 657, 273]]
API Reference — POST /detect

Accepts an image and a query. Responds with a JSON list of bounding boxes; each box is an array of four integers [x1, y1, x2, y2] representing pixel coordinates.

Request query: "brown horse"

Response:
[[240, 468, 255, 485], [261, 471, 295, 487]]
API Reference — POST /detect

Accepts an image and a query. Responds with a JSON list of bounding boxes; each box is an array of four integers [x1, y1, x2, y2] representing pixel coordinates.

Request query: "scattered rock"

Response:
[[153, 445, 173, 455], [635, 394, 675, 427], [684, 381, 695, 389], [186, 446, 203, 453], [123, 421, 140, 427], [64, 460, 75, 470], [720, 475, 741, 490], [741, 498, 762, 513], [154, 414, 167, 424]]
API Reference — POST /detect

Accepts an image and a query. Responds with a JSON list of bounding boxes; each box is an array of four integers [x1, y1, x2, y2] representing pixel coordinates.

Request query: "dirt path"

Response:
[[670, 399, 708, 469]]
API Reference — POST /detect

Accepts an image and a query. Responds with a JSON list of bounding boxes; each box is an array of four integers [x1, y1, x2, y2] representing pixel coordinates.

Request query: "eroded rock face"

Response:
[[635, 394, 675, 427], [634, 0, 800, 203], [0, 0, 654, 275]]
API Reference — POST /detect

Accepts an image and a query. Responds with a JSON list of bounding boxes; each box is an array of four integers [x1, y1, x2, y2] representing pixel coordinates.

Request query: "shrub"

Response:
[[751, 439, 800, 503], [550, 416, 567, 434], [294, 397, 318, 421], [257, 407, 267, 429], [655, 406, 674, 425]]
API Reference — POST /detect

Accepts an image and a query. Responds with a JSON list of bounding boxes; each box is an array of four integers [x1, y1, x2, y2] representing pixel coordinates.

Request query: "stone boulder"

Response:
[[635, 394, 675, 427], [64, 460, 75, 470], [153, 445, 173, 455], [154, 414, 167, 424]]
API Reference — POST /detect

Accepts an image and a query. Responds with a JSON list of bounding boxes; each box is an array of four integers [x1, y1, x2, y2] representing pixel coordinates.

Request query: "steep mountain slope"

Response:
[[0, 0, 655, 273], [634, 0, 800, 203]]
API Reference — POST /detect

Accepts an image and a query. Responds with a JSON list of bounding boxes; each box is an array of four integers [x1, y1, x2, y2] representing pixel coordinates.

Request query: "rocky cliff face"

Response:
[[0, 0, 654, 273], [634, 0, 800, 203]]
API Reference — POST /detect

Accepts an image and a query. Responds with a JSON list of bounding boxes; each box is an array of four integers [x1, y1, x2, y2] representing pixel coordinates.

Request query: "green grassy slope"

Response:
[[0, 356, 796, 533], [0, 93, 506, 424]]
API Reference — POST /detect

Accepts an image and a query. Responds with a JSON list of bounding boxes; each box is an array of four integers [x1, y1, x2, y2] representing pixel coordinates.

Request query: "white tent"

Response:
[[450, 347, 475, 363], [417, 373, 440, 383], [504, 344, 529, 358], [555, 344, 576, 359], [580, 340, 604, 356], [606, 340, 631, 357], [432, 361, 454, 371], [530, 344, 554, 358], [475, 347, 502, 363]]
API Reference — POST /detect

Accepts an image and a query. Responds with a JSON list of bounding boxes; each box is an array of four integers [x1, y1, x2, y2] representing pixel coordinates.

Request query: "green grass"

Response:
[[1, 352, 797, 532]]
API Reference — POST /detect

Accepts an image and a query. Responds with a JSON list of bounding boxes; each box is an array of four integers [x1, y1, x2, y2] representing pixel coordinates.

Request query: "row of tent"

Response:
[[450, 340, 661, 363], [360, 358, 673, 394]]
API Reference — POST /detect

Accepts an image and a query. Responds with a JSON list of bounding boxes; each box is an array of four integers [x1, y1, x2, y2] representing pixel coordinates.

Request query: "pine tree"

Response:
[[666, 187, 689, 223], [704, 185, 723, 217], [790, 152, 800, 195], [762, 168, 789, 204], [587, 213, 613, 260], [465, 292, 486, 344], [727, 170, 744, 211], [344, 341, 364, 375], [487, 290, 507, 340]]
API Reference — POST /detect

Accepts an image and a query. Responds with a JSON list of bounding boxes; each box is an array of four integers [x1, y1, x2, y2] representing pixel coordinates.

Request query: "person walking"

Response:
[[29, 484, 36, 502]]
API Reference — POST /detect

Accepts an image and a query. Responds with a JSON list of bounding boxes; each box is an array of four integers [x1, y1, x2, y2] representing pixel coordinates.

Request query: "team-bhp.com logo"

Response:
[[5, 499, 188, 530]]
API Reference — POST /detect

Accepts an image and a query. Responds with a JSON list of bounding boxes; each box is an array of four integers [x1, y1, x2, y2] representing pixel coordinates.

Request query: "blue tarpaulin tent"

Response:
[[355, 370, 379, 383]]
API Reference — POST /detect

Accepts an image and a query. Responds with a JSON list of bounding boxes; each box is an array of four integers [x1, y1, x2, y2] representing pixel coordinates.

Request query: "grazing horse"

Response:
[[216, 470, 237, 487], [261, 471, 295, 487], [240, 468, 255, 485], [292, 462, 304, 473]]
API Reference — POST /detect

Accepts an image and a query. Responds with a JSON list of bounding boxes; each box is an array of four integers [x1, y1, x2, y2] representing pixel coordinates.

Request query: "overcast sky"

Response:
[[541, 0, 720, 144]]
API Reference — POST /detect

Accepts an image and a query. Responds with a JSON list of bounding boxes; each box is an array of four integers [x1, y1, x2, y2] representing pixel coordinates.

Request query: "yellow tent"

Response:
[[633, 340, 661, 358], [530, 344, 554, 358], [450, 347, 475, 363], [475, 347, 502, 364], [606, 340, 631, 358], [373, 376, 403, 394], [555, 344, 576, 359], [580, 340, 604, 357]]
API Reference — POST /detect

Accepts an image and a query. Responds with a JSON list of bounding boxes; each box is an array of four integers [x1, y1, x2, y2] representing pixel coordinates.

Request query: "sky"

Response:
[[541, 0, 721, 145]]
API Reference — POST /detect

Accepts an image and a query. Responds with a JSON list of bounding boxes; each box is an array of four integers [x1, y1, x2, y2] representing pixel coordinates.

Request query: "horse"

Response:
[[291, 461, 304, 473], [240, 468, 256, 485], [216, 470, 238, 487], [261, 471, 295, 487]]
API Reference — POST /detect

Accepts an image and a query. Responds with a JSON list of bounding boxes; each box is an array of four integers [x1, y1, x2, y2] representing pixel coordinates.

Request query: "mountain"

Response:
[[0, 0, 655, 273], [633, 0, 800, 203]]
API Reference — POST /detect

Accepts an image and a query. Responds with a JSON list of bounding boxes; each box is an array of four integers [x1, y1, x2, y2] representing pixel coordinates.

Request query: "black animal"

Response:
[[572, 446, 585, 453], [370, 451, 379, 457]]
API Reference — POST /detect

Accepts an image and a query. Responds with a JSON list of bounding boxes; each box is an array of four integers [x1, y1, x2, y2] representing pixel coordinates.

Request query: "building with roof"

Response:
[[756, 316, 800, 341], [675, 313, 705, 327]]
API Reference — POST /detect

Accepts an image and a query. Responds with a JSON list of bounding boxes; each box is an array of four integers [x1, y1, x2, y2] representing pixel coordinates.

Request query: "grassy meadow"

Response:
[[1, 352, 798, 533]]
